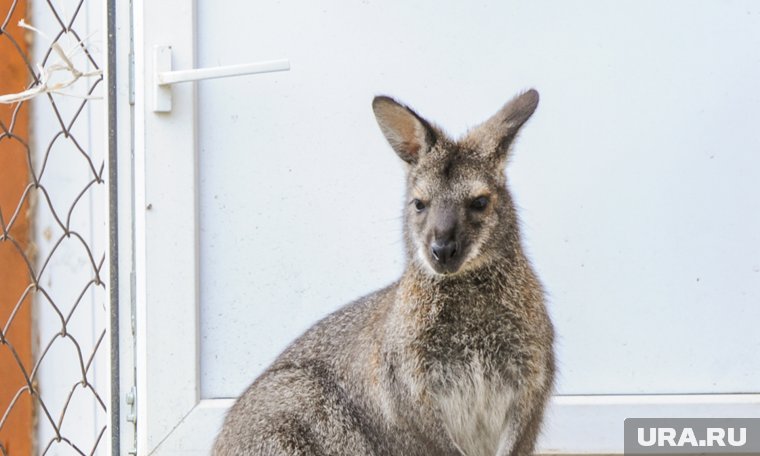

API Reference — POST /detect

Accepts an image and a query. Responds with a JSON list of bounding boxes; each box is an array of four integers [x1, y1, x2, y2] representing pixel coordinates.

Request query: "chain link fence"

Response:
[[0, 0, 108, 454]]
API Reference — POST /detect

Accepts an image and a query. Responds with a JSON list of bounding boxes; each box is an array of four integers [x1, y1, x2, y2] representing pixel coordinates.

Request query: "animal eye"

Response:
[[470, 196, 489, 211], [412, 199, 426, 212]]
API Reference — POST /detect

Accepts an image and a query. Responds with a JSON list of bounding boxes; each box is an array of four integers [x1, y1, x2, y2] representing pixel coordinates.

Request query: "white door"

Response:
[[126, 0, 760, 454]]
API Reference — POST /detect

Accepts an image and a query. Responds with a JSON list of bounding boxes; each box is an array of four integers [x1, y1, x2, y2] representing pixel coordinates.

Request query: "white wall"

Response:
[[30, 0, 107, 453], [195, 0, 760, 399]]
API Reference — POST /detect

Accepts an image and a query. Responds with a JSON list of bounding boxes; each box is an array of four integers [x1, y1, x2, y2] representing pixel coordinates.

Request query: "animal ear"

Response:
[[372, 96, 436, 164], [465, 89, 539, 161]]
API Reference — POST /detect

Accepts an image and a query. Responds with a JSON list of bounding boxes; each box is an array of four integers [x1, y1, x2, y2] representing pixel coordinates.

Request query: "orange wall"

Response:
[[0, 0, 34, 454]]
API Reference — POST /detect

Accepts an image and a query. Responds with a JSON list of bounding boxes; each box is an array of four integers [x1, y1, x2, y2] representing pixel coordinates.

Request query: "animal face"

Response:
[[373, 90, 539, 275], [405, 147, 505, 275]]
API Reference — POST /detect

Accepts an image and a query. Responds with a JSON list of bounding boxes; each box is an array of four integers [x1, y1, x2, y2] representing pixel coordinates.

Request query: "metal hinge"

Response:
[[126, 385, 137, 455]]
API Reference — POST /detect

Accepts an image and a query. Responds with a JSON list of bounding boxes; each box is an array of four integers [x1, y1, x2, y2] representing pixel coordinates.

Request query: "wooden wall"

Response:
[[0, 0, 34, 454]]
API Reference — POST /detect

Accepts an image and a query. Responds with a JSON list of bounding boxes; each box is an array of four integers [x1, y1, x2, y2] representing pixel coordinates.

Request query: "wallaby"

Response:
[[213, 89, 555, 456]]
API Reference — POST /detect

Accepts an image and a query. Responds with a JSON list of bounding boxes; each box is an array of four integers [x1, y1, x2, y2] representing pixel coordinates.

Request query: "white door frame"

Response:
[[126, 1, 760, 454], [132, 0, 200, 454]]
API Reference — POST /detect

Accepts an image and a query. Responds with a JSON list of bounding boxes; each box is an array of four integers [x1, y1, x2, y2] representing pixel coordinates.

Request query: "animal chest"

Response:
[[418, 299, 532, 456], [434, 358, 519, 456]]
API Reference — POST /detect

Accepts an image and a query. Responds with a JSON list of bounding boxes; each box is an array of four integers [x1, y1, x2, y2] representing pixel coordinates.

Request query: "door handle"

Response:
[[153, 45, 290, 112]]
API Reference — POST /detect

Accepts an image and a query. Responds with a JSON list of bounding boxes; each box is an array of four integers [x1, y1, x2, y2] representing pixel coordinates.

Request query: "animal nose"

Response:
[[431, 239, 458, 265]]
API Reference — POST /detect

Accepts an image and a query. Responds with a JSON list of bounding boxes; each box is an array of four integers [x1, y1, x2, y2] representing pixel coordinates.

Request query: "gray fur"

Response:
[[213, 89, 555, 456]]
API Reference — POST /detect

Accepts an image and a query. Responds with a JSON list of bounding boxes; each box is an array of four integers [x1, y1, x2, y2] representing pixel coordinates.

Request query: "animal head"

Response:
[[372, 90, 539, 276]]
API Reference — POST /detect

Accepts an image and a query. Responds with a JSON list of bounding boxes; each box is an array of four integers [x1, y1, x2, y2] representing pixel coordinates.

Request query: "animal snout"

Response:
[[431, 239, 458, 265]]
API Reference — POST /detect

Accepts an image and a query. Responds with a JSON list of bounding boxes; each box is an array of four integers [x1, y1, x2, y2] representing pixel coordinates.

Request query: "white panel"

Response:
[[197, 0, 760, 399], [540, 395, 760, 454]]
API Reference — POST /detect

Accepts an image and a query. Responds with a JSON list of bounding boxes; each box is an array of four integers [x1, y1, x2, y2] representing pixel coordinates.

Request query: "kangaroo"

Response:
[[213, 89, 555, 456]]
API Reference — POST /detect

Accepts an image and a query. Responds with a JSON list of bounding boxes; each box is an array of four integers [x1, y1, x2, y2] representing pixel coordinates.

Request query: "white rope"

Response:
[[0, 19, 102, 104]]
